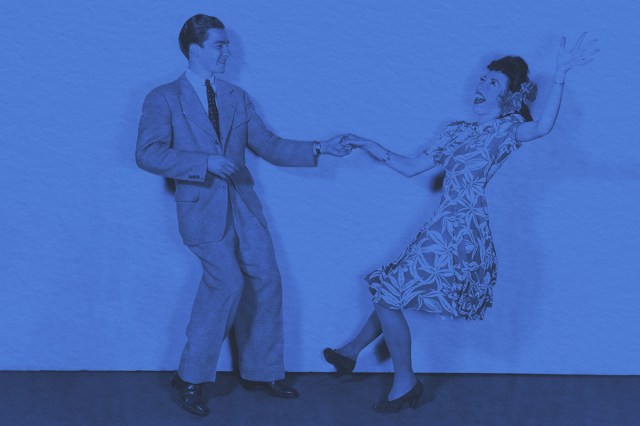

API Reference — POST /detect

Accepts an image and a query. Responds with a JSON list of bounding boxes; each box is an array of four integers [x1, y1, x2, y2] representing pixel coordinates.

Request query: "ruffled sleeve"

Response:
[[424, 121, 463, 164], [491, 114, 524, 164]]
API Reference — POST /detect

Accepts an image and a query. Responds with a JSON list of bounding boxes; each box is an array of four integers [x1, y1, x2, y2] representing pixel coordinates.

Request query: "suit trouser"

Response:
[[177, 185, 285, 383]]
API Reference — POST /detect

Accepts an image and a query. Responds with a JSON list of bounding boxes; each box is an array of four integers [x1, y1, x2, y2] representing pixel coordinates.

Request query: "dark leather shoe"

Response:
[[170, 372, 209, 416], [323, 348, 356, 376], [243, 380, 300, 399]]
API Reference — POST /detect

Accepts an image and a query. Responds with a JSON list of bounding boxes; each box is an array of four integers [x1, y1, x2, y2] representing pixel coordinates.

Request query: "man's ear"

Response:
[[189, 44, 199, 60]]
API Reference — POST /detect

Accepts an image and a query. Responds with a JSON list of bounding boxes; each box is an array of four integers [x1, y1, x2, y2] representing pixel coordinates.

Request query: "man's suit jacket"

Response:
[[136, 73, 317, 245]]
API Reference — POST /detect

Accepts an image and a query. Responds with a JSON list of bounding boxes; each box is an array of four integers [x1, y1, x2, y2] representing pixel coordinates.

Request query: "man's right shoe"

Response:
[[323, 348, 356, 376], [170, 372, 209, 416]]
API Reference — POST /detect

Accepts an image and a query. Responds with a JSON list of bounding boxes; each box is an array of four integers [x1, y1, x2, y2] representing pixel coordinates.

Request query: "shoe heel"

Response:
[[411, 380, 424, 409], [410, 395, 420, 409], [170, 372, 179, 389], [242, 383, 257, 392]]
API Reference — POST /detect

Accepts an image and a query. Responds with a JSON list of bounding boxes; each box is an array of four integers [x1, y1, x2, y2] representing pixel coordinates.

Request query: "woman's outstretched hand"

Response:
[[556, 32, 599, 75]]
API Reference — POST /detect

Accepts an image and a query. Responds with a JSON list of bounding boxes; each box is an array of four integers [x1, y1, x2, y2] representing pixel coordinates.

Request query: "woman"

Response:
[[325, 33, 598, 413]]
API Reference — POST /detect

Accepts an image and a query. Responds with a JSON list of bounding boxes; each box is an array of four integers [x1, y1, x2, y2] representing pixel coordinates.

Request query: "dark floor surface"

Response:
[[0, 371, 637, 426]]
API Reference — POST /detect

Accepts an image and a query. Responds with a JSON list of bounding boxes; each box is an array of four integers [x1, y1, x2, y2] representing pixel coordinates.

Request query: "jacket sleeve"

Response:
[[243, 91, 318, 167], [135, 89, 209, 182]]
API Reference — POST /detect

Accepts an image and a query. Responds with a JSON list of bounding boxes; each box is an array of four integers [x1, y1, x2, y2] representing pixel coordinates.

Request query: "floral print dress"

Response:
[[365, 114, 524, 320]]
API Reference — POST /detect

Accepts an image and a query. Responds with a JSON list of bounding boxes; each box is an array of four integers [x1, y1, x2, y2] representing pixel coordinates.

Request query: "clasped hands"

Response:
[[316, 133, 385, 156], [206, 134, 375, 179], [321, 133, 378, 152]]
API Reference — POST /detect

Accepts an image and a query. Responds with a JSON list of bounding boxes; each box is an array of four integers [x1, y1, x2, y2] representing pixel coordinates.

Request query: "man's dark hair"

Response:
[[178, 14, 225, 59]]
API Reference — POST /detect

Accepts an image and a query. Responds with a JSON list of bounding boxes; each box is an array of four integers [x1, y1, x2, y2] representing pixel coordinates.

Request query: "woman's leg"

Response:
[[336, 311, 382, 359], [374, 303, 416, 400]]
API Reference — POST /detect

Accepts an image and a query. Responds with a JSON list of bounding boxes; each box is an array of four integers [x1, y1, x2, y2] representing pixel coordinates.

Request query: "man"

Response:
[[136, 14, 350, 416]]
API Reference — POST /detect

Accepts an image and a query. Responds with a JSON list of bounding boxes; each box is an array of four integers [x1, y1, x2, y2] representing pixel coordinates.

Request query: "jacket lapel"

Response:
[[178, 74, 218, 140], [215, 81, 237, 150]]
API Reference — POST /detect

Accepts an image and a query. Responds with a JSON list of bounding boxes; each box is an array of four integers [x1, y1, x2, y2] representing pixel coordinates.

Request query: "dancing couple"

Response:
[[136, 13, 597, 416]]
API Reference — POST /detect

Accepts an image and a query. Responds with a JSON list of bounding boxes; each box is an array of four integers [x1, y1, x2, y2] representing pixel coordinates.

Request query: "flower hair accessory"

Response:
[[498, 80, 538, 116], [519, 81, 538, 106]]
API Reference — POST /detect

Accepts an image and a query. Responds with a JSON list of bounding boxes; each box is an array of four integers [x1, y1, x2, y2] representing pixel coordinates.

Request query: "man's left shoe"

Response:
[[242, 380, 300, 399]]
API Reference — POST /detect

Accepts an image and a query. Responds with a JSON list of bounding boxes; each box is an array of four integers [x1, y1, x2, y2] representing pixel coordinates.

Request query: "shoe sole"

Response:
[[174, 398, 209, 416], [242, 384, 299, 399]]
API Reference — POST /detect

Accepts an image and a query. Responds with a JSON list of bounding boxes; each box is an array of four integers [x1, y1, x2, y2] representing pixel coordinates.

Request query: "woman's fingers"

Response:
[[575, 57, 595, 66], [559, 33, 598, 71], [571, 32, 588, 52], [582, 48, 600, 58], [347, 141, 367, 148], [582, 39, 598, 52], [570, 47, 598, 67], [344, 135, 368, 146]]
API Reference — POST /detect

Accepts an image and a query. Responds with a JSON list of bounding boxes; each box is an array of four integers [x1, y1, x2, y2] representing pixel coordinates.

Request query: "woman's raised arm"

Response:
[[516, 32, 599, 143]]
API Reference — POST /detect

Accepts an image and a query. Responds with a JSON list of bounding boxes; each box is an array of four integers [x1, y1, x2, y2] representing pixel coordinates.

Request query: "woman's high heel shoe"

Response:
[[373, 380, 423, 413], [323, 348, 356, 376]]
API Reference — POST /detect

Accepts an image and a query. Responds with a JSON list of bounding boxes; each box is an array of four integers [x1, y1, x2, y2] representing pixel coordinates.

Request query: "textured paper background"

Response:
[[1, 0, 639, 373]]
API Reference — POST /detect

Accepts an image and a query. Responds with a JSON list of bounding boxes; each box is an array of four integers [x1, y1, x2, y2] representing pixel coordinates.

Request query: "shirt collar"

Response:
[[185, 68, 216, 91]]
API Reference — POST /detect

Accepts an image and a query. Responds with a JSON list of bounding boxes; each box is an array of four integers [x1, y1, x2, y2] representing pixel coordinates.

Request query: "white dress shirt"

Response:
[[185, 68, 218, 114]]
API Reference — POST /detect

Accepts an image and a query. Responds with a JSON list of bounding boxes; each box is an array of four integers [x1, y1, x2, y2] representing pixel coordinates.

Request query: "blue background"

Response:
[[1, 0, 639, 374]]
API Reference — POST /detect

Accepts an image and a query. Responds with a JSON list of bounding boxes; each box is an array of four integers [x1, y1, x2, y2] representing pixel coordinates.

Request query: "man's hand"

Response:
[[207, 155, 239, 179], [320, 134, 352, 157]]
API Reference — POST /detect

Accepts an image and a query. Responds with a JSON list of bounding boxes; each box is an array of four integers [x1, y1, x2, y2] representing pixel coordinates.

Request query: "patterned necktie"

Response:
[[205, 79, 221, 142]]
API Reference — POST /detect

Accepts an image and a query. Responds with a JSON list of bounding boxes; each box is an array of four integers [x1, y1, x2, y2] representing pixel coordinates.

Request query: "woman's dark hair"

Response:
[[179, 14, 225, 59], [487, 55, 533, 121]]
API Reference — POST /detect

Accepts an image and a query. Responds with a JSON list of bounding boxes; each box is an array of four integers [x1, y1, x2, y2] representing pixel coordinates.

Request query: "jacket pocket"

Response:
[[175, 184, 200, 202]]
